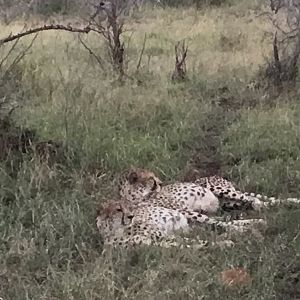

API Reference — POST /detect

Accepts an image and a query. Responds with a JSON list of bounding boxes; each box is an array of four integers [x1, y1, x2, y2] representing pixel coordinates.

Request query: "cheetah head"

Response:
[[119, 168, 163, 202], [96, 200, 134, 237]]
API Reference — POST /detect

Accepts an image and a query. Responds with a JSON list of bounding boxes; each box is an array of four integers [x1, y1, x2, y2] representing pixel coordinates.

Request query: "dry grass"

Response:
[[0, 1, 300, 299]]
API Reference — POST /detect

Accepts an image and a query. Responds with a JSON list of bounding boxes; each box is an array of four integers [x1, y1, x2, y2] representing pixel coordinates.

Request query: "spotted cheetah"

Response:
[[119, 168, 219, 213], [119, 168, 300, 213], [118, 168, 266, 232], [96, 200, 235, 248]]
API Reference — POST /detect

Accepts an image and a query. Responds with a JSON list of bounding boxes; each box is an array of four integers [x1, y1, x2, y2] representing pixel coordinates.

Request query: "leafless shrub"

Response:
[[262, 0, 300, 92], [171, 40, 188, 81], [82, 0, 149, 82], [82, 0, 127, 81], [0, 24, 92, 122]]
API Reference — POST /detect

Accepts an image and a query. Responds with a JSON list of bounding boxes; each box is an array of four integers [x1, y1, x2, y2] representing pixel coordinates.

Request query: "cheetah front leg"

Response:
[[159, 236, 234, 249]]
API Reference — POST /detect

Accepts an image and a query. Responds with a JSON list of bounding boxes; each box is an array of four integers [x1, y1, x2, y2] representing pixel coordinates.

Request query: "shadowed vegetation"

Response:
[[0, 0, 300, 299]]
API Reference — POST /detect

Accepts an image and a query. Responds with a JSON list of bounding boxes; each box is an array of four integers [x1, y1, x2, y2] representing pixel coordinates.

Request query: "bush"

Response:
[[35, 0, 67, 15]]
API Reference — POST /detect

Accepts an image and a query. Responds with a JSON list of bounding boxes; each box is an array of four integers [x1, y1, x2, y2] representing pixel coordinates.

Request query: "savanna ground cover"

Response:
[[0, 0, 300, 299]]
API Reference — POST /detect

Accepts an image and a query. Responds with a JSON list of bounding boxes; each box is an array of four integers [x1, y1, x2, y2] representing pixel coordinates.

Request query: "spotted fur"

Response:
[[96, 200, 235, 248], [118, 169, 266, 233], [119, 168, 300, 213], [119, 168, 219, 214]]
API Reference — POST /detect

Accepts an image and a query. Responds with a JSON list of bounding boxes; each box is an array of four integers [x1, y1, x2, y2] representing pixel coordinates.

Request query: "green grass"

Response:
[[0, 1, 300, 299]]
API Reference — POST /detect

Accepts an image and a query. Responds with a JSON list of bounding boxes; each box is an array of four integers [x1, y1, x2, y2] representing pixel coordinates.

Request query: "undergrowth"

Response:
[[0, 1, 300, 299]]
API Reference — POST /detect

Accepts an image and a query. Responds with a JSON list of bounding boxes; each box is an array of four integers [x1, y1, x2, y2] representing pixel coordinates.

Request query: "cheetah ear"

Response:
[[128, 171, 138, 184], [155, 177, 163, 185]]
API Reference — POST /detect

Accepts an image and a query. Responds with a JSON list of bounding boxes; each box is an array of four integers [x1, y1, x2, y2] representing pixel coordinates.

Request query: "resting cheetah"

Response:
[[118, 168, 266, 232], [119, 168, 300, 213], [96, 200, 234, 248], [119, 168, 219, 213]]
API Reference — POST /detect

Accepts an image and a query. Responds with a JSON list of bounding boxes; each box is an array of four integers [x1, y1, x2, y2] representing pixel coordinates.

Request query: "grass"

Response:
[[0, 1, 300, 299]]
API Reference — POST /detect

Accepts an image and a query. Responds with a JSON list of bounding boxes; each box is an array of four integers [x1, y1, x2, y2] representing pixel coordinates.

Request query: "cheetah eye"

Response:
[[116, 208, 123, 212]]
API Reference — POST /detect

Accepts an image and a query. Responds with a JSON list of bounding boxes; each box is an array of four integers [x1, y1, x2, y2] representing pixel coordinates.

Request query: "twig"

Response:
[[78, 34, 106, 71], [0, 24, 91, 46], [2, 34, 38, 79], [0, 38, 20, 70], [136, 34, 147, 71], [172, 40, 188, 81]]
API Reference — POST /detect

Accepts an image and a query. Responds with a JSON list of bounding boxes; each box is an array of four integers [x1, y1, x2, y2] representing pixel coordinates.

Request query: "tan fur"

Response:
[[96, 199, 235, 248], [118, 168, 267, 233], [120, 168, 300, 212]]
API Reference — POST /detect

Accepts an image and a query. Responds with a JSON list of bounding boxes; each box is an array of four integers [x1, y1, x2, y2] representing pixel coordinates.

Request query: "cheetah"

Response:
[[119, 168, 219, 213], [96, 200, 235, 248], [118, 168, 266, 232], [119, 168, 300, 213]]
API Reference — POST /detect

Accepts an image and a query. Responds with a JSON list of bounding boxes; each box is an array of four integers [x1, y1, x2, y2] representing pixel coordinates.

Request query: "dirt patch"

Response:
[[0, 118, 66, 167]]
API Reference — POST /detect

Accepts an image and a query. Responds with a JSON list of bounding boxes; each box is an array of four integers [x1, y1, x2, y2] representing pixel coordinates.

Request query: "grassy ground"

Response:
[[0, 1, 300, 299]]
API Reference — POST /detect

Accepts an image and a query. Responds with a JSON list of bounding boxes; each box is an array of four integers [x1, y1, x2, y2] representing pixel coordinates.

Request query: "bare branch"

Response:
[[0, 24, 92, 46]]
